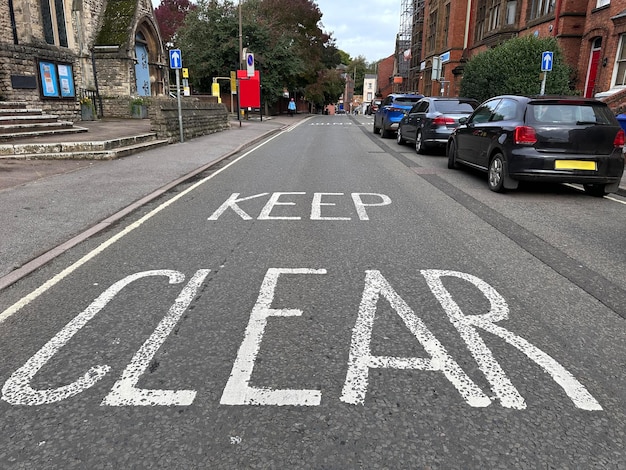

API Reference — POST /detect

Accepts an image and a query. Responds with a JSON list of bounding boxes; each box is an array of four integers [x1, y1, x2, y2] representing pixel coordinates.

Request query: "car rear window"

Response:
[[435, 100, 476, 113], [394, 97, 421, 104], [528, 103, 615, 125]]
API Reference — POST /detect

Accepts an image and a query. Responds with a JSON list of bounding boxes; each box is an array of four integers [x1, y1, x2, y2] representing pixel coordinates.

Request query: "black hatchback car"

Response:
[[447, 95, 625, 196]]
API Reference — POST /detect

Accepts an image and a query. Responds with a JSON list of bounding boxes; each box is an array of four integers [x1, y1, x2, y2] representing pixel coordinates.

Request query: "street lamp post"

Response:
[[238, 0, 243, 69]]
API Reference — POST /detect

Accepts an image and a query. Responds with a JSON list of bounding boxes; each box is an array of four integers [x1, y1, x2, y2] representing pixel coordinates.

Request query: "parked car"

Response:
[[447, 95, 625, 195], [367, 99, 382, 115], [397, 97, 479, 153], [374, 93, 424, 138]]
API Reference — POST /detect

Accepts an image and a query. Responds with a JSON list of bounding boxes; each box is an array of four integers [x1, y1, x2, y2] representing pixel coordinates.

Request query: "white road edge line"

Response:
[[0, 131, 287, 324], [563, 183, 626, 204]]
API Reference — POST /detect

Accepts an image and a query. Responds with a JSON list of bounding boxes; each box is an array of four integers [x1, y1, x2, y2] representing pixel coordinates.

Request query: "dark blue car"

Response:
[[373, 93, 423, 138]]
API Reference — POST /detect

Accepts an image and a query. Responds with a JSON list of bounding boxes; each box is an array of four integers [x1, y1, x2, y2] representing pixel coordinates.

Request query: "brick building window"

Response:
[[614, 34, 626, 86], [40, 0, 68, 47], [487, 0, 501, 32], [596, 0, 610, 7], [506, 1, 517, 24], [529, 0, 555, 20], [427, 9, 438, 52], [475, 0, 486, 41]]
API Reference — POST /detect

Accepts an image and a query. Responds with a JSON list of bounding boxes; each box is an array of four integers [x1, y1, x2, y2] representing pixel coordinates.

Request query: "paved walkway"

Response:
[[0, 114, 306, 288]]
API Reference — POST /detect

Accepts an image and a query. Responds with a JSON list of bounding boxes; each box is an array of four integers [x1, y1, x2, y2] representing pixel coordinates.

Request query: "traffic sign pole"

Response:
[[175, 68, 184, 142], [169, 49, 184, 142]]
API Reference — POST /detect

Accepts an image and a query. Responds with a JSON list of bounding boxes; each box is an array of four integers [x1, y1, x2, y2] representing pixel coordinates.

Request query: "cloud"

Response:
[[315, 0, 400, 62]]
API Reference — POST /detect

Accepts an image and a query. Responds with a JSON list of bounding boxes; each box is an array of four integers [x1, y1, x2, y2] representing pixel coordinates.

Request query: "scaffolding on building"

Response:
[[395, 0, 413, 92]]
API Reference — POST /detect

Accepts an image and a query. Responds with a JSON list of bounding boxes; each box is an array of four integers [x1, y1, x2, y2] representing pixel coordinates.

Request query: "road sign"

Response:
[[541, 51, 553, 72], [246, 52, 255, 77], [169, 49, 182, 69]]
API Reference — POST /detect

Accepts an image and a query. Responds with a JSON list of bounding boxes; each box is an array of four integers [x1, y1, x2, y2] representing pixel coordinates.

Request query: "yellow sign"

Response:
[[230, 71, 237, 94], [182, 68, 189, 78]]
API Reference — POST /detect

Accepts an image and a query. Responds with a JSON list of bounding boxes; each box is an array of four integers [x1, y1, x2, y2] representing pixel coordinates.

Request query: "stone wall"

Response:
[[0, 43, 79, 119], [149, 97, 230, 143]]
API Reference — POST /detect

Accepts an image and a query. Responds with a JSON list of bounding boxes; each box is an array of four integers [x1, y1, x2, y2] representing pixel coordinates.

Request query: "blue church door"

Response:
[[134, 42, 151, 96]]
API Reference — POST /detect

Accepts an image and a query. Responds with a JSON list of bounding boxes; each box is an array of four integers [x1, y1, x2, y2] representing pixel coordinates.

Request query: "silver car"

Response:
[[397, 97, 479, 153]]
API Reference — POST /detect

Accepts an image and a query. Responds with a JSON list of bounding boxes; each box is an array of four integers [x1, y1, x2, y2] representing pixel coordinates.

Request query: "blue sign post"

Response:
[[540, 51, 553, 95], [169, 49, 182, 69], [541, 51, 553, 72], [169, 49, 184, 142]]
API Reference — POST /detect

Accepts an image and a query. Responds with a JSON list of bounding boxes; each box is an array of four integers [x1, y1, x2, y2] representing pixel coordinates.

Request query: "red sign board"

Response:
[[237, 70, 260, 108]]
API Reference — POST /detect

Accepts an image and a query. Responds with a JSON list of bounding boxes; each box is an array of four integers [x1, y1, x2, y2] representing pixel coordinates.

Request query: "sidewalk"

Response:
[[0, 113, 307, 289]]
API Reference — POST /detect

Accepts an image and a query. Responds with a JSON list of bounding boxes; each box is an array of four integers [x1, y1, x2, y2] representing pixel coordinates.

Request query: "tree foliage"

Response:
[[305, 68, 345, 108], [175, 0, 342, 106], [460, 36, 574, 103], [154, 0, 196, 45], [346, 55, 369, 95]]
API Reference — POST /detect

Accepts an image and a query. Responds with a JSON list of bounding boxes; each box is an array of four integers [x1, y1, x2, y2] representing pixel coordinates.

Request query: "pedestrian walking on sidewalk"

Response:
[[288, 98, 296, 116]]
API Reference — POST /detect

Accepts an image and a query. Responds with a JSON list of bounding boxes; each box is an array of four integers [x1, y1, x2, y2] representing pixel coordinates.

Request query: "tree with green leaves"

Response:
[[175, 0, 341, 108], [346, 55, 369, 95], [305, 68, 345, 108], [460, 36, 574, 103]]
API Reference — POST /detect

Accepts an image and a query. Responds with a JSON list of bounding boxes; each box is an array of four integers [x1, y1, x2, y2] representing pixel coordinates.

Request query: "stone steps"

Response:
[[0, 133, 169, 160], [0, 102, 87, 141]]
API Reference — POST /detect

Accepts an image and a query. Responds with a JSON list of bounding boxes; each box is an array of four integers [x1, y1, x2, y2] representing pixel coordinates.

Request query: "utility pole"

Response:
[[239, 0, 243, 69]]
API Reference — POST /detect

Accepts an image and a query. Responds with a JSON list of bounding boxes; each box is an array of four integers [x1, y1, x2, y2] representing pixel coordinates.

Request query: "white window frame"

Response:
[[612, 34, 626, 88]]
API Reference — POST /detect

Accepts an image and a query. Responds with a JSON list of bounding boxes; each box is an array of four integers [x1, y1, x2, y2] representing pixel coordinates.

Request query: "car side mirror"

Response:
[[459, 117, 468, 125]]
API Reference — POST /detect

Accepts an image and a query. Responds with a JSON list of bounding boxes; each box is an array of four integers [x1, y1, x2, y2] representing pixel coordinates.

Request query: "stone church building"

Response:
[[1, 0, 168, 120]]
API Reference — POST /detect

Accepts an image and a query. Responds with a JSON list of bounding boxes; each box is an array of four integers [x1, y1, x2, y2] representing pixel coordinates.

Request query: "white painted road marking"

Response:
[[220, 268, 326, 406], [340, 270, 491, 407], [2, 270, 205, 406], [102, 269, 209, 406], [422, 270, 602, 411], [2, 268, 602, 410], [208, 192, 392, 221]]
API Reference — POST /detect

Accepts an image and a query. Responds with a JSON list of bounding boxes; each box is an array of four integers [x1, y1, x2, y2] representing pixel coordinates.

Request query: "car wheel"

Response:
[[583, 183, 607, 197], [415, 131, 426, 154], [373, 120, 380, 135], [397, 128, 406, 145], [488, 153, 506, 193], [447, 141, 459, 169], [381, 121, 391, 138]]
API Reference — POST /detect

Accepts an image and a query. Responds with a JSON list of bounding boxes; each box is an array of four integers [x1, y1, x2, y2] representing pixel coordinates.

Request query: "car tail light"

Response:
[[433, 116, 456, 126], [389, 107, 404, 112], [614, 129, 625, 148], [514, 126, 537, 145]]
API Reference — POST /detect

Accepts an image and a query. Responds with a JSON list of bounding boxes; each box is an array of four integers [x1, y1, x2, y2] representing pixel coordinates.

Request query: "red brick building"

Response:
[[376, 54, 396, 98], [407, 0, 626, 111]]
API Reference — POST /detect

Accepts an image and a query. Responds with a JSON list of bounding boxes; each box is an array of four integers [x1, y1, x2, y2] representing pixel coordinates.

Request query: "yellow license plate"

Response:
[[554, 160, 597, 171]]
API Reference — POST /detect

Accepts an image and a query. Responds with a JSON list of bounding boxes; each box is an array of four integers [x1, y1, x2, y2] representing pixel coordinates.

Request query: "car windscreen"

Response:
[[434, 100, 476, 113], [528, 103, 615, 125]]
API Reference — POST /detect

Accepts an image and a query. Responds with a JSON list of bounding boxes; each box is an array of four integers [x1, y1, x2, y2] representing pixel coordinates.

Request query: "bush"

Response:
[[460, 36, 574, 103]]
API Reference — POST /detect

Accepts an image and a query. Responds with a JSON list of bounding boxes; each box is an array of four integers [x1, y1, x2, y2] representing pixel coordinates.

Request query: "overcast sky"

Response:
[[152, 0, 400, 63], [315, 0, 400, 63]]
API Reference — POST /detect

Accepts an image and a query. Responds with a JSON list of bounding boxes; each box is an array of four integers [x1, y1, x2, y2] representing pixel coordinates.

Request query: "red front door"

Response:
[[585, 48, 601, 98]]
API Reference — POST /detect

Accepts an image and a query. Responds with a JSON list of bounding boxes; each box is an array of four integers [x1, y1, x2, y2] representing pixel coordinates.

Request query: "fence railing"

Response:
[[79, 88, 102, 118]]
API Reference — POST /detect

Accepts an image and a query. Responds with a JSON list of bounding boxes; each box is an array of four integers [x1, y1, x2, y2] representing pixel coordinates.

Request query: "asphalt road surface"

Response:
[[1, 114, 625, 469]]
